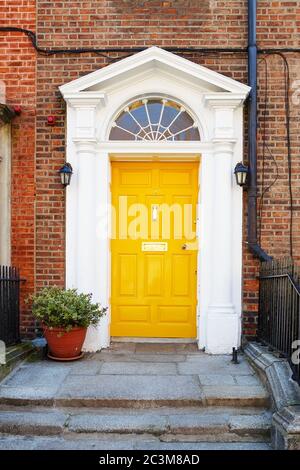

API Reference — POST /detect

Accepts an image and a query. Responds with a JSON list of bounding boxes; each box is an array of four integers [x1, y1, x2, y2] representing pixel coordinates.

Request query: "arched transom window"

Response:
[[109, 98, 200, 141]]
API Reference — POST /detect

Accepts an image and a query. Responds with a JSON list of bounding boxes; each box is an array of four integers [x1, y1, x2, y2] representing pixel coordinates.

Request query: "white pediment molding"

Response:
[[59, 46, 251, 98]]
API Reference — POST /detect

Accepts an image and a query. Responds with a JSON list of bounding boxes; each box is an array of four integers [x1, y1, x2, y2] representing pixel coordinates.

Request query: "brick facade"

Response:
[[1, 1, 300, 338], [0, 1, 36, 336]]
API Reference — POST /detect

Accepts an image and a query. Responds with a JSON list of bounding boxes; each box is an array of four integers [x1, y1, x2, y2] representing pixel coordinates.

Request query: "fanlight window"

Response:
[[109, 98, 200, 141]]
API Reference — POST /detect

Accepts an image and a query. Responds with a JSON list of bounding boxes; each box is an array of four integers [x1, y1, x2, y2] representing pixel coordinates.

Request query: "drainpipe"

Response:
[[247, 0, 272, 262]]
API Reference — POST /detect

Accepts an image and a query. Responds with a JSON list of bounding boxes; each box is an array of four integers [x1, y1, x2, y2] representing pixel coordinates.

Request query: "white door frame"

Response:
[[60, 47, 250, 354]]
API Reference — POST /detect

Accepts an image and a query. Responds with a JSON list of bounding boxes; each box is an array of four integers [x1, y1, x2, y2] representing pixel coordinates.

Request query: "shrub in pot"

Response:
[[29, 287, 107, 360]]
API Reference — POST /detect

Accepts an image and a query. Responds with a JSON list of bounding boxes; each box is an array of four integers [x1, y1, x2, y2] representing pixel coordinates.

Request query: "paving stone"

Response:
[[133, 354, 186, 363], [89, 352, 138, 362], [198, 375, 236, 386], [234, 375, 263, 387], [69, 361, 103, 375], [69, 413, 168, 434], [180, 356, 255, 376], [100, 362, 177, 376], [19, 360, 74, 371], [56, 375, 203, 405], [0, 410, 68, 435], [92, 352, 186, 363], [2, 364, 68, 389]]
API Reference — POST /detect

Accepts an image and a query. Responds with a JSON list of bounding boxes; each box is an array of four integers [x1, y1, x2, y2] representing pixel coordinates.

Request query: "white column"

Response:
[[197, 149, 214, 350], [73, 139, 105, 352], [203, 95, 244, 354], [63, 92, 108, 352], [72, 143, 111, 352], [0, 124, 11, 265], [74, 140, 98, 293], [206, 140, 238, 354], [93, 152, 111, 349]]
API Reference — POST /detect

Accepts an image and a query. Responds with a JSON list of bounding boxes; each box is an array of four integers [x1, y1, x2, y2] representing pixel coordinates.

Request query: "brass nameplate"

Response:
[[142, 242, 168, 252]]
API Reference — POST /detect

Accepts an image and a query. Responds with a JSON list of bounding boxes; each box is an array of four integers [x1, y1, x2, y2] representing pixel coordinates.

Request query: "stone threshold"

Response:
[[111, 337, 197, 344]]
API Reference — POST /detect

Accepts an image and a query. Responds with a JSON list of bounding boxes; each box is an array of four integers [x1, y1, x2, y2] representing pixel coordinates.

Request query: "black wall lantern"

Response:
[[59, 162, 73, 187], [234, 162, 249, 188]]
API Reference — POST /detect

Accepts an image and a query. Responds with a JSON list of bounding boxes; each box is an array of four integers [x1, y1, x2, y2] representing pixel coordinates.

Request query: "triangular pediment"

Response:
[[60, 46, 250, 97]]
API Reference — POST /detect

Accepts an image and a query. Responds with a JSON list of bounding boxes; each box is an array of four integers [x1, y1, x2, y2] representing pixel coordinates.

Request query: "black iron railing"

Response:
[[258, 258, 300, 384], [0, 266, 21, 346]]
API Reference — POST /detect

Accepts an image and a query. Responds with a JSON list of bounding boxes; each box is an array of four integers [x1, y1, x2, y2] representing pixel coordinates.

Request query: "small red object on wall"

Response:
[[13, 105, 22, 115], [47, 115, 56, 126]]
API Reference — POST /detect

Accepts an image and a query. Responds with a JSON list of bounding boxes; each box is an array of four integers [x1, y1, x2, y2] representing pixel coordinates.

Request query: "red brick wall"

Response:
[[243, 1, 300, 337], [3, 0, 300, 339], [0, 1, 36, 336]]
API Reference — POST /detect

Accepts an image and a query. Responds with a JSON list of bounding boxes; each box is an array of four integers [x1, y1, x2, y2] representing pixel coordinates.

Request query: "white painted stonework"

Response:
[[0, 124, 11, 266], [60, 46, 250, 354]]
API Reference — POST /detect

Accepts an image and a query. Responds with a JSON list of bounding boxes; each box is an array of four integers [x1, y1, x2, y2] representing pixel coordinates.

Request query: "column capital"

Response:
[[62, 92, 107, 109], [73, 137, 99, 154], [212, 139, 236, 154], [204, 93, 245, 140], [203, 93, 246, 109]]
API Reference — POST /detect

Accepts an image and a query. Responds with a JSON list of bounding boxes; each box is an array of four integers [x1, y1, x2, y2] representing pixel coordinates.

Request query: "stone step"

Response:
[[0, 343, 35, 382], [0, 433, 272, 450], [0, 407, 272, 443], [0, 372, 270, 408], [5, 343, 33, 362]]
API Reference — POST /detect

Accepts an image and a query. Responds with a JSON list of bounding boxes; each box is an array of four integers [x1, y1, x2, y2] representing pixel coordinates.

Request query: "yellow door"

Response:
[[111, 161, 199, 338]]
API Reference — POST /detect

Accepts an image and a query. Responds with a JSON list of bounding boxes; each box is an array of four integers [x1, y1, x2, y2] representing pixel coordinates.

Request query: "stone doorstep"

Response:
[[0, 408, 271, 443], [0, 367, 269, 408]]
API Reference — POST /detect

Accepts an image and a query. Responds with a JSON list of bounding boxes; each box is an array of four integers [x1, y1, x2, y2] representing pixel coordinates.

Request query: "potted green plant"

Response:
[[28, 287, 107, 361]]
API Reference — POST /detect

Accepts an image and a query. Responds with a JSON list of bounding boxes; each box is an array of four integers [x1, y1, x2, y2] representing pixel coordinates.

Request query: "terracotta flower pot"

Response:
[[43, 325, 87, 360]]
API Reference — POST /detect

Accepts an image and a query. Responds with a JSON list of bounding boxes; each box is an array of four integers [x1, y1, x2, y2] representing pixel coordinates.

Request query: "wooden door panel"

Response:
[[111, 161, 198, 338]]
